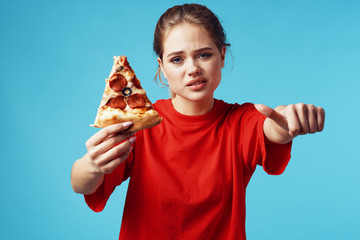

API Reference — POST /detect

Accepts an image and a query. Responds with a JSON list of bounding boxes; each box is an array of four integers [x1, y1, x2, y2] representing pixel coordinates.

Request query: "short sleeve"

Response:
[[84, 150, 134, 212], [261, 137, 292, 175], [240, 104, 292, 176]]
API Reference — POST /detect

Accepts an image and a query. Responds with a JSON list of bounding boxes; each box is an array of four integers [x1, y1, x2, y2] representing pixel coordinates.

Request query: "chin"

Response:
[[181, 92, 214, 102], [171, 85, 217, 102]]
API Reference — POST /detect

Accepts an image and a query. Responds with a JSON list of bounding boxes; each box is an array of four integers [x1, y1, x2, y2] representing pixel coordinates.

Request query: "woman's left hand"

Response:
[[254, 103, 325, 144]]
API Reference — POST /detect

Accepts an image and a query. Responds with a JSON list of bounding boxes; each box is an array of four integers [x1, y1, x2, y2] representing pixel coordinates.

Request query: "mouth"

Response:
[[186, 78, 207, 87]]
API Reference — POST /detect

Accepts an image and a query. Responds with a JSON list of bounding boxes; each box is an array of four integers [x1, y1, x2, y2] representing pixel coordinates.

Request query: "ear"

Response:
[[157, 57, 167, 79], [220, 47, 226, 68]]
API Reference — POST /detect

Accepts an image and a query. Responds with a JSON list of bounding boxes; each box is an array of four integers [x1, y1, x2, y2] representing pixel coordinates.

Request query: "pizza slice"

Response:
[[91, 56, 162, 132]]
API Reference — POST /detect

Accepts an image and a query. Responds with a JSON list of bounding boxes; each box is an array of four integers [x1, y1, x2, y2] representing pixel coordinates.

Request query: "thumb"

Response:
[[254, 104, 289, 131]]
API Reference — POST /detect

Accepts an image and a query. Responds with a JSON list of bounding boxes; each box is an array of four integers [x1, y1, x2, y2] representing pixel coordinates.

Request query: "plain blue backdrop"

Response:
[[1, 0, 359, 239]]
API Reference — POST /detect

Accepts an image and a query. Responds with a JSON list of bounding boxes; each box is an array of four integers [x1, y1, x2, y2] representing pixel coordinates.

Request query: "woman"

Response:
[[71, 4, 325, 239]]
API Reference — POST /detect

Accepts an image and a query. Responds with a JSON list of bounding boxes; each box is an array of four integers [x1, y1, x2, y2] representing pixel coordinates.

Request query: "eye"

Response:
[[197, 53, 212, 59], [170, 57, 183, 64]]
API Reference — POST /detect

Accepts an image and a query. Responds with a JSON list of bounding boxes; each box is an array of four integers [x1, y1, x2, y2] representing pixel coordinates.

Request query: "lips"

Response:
[[186, 78, 207, 86]]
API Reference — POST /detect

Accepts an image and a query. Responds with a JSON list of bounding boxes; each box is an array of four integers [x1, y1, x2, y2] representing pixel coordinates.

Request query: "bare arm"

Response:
[[254, 103, 325, 144], [71, 122, 136, 195]]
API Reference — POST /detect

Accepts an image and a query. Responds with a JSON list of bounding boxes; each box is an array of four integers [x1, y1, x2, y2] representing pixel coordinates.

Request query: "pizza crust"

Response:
[[121, 112, 162, 133], [92, 107, 162, 132]]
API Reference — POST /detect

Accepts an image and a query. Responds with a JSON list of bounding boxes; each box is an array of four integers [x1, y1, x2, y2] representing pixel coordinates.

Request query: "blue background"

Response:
[[1, 0, 359, 239]]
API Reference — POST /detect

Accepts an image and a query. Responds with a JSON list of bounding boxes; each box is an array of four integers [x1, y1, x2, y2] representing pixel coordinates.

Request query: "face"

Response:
[[158, 23, 226, 104]]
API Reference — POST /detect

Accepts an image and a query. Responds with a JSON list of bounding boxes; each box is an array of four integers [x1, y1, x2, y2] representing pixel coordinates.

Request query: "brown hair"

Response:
[[153, 3, 231, 86]]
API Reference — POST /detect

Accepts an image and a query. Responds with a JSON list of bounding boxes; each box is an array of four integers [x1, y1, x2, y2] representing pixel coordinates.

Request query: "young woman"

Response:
[[71, 4, 325, 240]]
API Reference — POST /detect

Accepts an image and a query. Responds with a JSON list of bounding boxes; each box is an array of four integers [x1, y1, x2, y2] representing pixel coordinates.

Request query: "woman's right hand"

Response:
[[85, 122, 136, 174]]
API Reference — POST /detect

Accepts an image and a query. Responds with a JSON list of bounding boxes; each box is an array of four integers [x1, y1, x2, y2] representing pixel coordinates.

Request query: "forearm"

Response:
[[71, 154, 105, 195]]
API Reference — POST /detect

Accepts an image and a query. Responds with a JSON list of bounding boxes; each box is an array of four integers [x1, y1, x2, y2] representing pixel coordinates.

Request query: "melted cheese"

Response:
[[99, 107, 125, 122], [124, 71, 135, 81], [131, 88, 146, 95]]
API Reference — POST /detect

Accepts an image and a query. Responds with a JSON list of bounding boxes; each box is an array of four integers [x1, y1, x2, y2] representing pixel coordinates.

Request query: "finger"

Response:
[[316, 107, 325, 132], [86, 122, 133, 148], [95, 136, 136, 167], [101, 146, 133, 174], [295, 103, 310, 134], [306, 104, 318, 134], [89, 132, 134, 159], [99, 131, 134, 151], [286, 105, 301, 137], [254, 104, 288, 131]]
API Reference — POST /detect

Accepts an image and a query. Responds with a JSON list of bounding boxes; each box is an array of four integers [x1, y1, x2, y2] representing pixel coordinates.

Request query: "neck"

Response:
[[171, 96, 214, 116]]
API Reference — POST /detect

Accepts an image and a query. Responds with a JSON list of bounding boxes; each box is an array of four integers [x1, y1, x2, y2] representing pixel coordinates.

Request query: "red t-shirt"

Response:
[[85, 99, 292, 240]]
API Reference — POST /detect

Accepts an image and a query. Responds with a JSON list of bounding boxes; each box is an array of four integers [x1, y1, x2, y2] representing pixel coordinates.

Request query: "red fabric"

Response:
[[85, 99, 292, 240]]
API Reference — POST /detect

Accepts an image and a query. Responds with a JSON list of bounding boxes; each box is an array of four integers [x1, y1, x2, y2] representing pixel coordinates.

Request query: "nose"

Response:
[[186, 59, 201, 76]]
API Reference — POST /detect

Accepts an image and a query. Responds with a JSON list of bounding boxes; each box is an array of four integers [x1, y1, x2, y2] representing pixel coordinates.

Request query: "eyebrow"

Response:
[[166, 47, 214, 58]]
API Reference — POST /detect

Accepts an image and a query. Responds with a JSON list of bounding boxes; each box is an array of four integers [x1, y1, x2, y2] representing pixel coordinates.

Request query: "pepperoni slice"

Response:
[[132, 77, 142, 89], [109, 74, 127, 92], [128, 93, 146, 108], [107, 96, 126, 109]]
